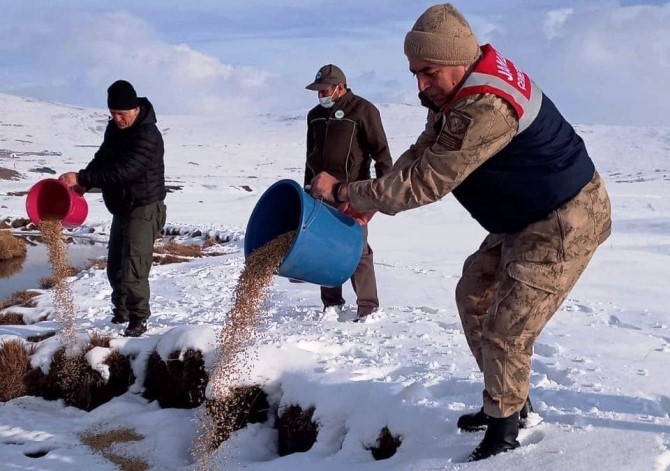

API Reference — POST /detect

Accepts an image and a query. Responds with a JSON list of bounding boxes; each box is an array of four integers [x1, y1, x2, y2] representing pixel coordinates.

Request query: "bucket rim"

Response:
[[243, 179, 305, 259], [25, 178, 88, 227]]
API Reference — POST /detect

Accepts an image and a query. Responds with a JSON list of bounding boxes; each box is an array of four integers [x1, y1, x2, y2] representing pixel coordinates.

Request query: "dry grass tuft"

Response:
[[153, 254, 189, 265], [0, 290, 40, 311], [143, 349, 208, 408], [367, 426, 402, 460], [203, 385, 270, 451], [41, 343, 134, 411], [0, 339, 30, 402], [0, 230, 27, 260], [276, 405, 318, 456], [154, 241, 203, 258], [86, 258, 107, 270], [39, 265, 78, 289], [89, 332, 111, 348], [80, 428, 148, 471], [0, 313, 25, 325], [202, 238, 219, 249], [0, 255, 25, 279]]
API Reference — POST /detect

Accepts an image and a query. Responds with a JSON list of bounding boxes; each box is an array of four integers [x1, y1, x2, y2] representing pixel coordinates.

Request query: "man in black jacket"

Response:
[[59, 80, 166, 337]]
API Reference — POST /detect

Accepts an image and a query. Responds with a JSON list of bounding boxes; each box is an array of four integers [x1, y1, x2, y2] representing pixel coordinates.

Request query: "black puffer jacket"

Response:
[[78, 97, 166, 215]]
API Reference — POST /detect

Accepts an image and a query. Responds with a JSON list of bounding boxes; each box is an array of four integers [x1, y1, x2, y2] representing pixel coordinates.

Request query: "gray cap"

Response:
[[305, 64, 347, 90]]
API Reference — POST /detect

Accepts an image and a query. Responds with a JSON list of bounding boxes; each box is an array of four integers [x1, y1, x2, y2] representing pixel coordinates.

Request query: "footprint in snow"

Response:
[[608, 315, 642, 330], [533, 342, 562, 358]]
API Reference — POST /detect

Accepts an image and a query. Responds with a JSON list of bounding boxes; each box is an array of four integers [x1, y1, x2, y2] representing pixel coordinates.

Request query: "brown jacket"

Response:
[[305, 90, 392, 186]]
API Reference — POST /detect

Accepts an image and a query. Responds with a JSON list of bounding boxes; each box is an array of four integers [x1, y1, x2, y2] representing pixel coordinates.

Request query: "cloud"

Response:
[[468, 3, 670, 126], [543, 8, 574, 39], [544, 4, 670, 126], [0, 1, 668, 126], [0, 10, 273, 115]]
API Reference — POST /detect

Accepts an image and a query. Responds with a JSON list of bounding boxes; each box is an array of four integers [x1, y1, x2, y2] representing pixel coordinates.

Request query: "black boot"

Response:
[[519, 396, 534, 427], [110, 308, 129, 324], [123, 316, 147, 337], [457, 407, 489, 432], [457, 397, 534, 432], [467, 413, 520, 462]]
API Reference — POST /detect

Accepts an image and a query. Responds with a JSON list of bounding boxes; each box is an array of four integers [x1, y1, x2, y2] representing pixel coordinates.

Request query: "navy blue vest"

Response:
[[449, 45, 594, 233]]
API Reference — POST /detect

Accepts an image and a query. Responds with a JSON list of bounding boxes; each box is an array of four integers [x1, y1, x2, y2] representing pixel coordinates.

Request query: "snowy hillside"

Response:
[[1, 93, 670, 471]]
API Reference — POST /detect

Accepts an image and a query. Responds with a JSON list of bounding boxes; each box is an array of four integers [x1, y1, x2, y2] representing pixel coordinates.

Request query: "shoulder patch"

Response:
[[437, 110, 473, 150]]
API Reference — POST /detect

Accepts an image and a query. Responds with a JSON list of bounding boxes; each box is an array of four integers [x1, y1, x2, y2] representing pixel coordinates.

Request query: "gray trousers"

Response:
[[107, 201, 166, 320], [321, 225, 379, 316]]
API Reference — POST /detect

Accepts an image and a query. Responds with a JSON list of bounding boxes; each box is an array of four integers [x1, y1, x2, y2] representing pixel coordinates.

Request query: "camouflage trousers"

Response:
[[455, 172, 611, 418]]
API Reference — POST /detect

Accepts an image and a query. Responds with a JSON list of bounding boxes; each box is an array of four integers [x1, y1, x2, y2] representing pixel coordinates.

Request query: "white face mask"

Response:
[[319, 88, 338, 108]]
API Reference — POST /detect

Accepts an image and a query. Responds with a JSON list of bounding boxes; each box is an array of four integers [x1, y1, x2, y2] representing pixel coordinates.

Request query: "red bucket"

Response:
[[25, 178, 88, 228]]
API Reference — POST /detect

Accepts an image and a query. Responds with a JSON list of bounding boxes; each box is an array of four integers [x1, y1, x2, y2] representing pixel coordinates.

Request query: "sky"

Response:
[[1, 1, 669, 126], [1, 92, 670, 469]]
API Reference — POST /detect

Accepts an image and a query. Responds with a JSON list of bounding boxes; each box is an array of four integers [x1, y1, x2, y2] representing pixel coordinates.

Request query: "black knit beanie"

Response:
[[107, 80, 139, 110]]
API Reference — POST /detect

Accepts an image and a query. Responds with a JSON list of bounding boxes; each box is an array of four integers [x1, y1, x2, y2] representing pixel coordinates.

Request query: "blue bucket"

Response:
[[244, 179, 364, 287]]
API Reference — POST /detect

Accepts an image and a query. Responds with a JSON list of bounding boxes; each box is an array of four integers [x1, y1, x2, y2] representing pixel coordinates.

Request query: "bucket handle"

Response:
[[302, 197, 324, 231]]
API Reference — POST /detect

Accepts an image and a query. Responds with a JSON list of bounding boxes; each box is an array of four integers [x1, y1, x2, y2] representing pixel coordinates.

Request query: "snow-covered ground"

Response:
[[1, 93, 669, 470]]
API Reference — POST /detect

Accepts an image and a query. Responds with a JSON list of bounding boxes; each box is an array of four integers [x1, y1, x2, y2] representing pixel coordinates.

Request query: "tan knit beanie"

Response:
[[404, 3, 479, 66]]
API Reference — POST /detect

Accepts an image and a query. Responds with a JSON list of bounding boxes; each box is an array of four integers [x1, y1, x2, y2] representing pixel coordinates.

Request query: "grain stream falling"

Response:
[[194, 230, 295, 470], [40, 219, 81, 389]]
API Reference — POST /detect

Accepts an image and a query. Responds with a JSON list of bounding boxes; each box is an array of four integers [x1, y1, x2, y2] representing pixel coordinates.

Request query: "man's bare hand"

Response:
[[58, 172, 78, 188], [309, 171, 339, 202]]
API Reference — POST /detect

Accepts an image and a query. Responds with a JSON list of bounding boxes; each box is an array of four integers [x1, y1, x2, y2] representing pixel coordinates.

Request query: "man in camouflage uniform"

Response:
[[310, 3, 612, 461]]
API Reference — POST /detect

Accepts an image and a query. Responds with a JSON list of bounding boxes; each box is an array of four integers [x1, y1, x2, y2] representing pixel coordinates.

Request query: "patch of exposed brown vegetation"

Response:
[[276, 405, 318, 456], [34, 342, 134, 411], [86, 258, 107, 270], [0, 255, 25, 279], [0, 167, 21, 181], [202, 238, 219, 249], [0, 230, 27, 260], [89, 332, 111, 348], [0, 313, 25, 325], [0, 339, 30, 401], [0, 290, 39, 310], [367, 426, 402, 460], [154, 239, 227, 259], [80, 428, 148, 471], [203, 386, 270, 450], [143, 349, 208, 409], [154, 240, 203, 258], [152, 254, 189, 265]]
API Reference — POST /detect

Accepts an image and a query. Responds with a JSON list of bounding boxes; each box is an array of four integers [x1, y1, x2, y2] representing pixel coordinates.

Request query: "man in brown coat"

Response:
[[311, 4, 611, 461], [304, 64, 392, 321]]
